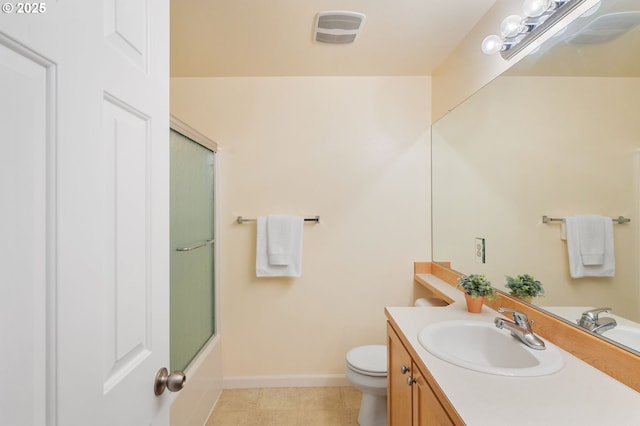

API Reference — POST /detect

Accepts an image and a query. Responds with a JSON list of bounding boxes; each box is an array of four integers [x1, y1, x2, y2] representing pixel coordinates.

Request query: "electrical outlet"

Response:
[[475, 238, 485, 263]]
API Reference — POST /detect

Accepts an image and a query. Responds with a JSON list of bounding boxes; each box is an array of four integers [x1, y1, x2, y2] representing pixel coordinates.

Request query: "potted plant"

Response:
[[505, 274, 544, 303], [456, 274, 495, 313]]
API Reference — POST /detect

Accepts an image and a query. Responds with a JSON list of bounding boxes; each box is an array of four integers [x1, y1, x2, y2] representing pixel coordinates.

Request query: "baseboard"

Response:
[[223, 374, 350, 389]]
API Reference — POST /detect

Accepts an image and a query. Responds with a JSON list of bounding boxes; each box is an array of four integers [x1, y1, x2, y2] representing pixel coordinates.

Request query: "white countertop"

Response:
[[387, 274, 640, 425]]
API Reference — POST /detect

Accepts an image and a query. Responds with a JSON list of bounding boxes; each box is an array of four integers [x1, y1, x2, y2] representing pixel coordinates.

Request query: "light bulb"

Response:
[[481, 35, 504, 55], [523, 0, 552, 18], [500, 15, 525, 37]]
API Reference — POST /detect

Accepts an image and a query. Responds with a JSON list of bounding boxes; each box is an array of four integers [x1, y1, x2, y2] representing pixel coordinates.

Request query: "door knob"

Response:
[[154, 367, 186, 396]]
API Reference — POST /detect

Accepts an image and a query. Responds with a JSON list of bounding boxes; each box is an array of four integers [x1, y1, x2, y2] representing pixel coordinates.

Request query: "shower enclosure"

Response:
[[170, 125, 217, 371], [168, 117, 222, 424]]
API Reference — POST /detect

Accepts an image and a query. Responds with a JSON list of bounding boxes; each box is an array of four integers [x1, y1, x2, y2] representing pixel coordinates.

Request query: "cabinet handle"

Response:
[[406, 376, 417, 386], [400, 365, 410, 375]]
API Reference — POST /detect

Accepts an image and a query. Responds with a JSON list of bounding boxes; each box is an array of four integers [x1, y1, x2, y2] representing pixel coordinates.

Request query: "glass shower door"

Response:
[[170, 129, 216, 371]]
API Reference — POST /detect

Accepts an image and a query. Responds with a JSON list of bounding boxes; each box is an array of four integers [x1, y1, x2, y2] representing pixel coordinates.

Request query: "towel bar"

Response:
[[237, 215, 320, 224], [542, 215, 630, 224]]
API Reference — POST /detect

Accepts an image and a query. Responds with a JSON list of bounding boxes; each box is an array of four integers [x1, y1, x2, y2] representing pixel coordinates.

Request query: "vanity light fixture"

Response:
[[481, 0, 590, 58], [523, 0, 562, 17]]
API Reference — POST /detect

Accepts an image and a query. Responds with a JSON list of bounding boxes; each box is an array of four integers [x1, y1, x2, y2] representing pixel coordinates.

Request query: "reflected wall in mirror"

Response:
[[432, 0, 640, 352]]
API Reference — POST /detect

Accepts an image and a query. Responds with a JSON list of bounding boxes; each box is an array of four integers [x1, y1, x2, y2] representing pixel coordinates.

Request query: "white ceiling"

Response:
[[170, 0, 497, 77]]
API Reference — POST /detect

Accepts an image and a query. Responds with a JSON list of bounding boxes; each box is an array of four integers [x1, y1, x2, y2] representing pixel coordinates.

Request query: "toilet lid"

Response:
[[346, 345, 387, 377]]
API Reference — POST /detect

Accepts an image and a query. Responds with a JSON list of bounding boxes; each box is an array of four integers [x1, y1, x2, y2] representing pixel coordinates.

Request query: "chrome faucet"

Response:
[[494, 307, 546, 350], [577, 307, 617, 335]]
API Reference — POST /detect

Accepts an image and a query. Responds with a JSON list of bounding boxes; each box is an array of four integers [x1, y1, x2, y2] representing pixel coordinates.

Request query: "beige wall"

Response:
[[171, 76, 431, 382], [432, 76, 640, 321]]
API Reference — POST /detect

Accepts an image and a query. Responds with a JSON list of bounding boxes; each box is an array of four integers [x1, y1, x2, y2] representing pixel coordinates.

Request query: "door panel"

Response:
[[0, 1, 170, 424], [0, 34, 52, 426], [104, 0, 148, 72], [100, 0, 171, 424], [102, 97, 152, 392]]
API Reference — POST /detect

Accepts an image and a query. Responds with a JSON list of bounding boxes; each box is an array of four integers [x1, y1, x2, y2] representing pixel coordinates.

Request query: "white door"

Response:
[[0, 1, 171, 425]]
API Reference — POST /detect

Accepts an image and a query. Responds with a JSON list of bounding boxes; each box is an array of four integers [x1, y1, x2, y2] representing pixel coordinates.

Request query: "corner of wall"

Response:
[[431, 0, 521, 121], [431, 0, 602, 121]]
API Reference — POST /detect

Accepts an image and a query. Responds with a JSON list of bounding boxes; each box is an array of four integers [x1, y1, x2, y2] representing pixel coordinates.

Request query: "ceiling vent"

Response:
[[314, 11, 366, 44]]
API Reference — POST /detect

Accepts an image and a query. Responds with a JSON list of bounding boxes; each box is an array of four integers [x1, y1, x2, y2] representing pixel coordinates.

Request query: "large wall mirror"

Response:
[[432, 0, 640, 355]]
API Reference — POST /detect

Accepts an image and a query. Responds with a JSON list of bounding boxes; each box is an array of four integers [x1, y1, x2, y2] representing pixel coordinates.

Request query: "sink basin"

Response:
[[417, 320, 564, 377], [601, 326, 640, 352]]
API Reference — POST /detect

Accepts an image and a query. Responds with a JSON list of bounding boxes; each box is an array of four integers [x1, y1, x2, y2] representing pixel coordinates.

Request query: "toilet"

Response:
[[344, 345, 388, 426]]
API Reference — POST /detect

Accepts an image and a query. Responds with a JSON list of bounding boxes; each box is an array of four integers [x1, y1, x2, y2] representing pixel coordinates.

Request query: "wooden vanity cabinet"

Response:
[[388, 322, 413, 425], [387, 322, 463, 426]]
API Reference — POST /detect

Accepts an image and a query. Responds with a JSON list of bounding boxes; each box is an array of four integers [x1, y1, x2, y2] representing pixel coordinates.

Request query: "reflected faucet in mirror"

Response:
[[578, 308, 617, 335]]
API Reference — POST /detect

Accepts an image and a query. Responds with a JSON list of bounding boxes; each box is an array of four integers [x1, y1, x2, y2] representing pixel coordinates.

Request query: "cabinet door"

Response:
[[412, 363, 455, 426], [387, 323, 413, 426]]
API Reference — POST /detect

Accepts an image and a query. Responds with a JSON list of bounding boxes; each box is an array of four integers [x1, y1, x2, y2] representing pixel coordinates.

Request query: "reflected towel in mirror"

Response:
[[563, 215, 615, 278]]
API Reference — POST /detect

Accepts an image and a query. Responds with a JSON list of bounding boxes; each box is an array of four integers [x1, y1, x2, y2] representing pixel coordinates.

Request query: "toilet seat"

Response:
[[346, 345, 387, 377]]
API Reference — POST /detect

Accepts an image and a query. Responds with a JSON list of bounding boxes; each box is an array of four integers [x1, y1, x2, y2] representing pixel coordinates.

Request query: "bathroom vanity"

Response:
[[387, 322, 463, 425], [385, 263, 640, 425]]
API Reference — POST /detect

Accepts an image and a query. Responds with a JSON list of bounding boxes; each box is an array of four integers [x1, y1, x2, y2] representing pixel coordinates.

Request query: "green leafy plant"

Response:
[[456, 274, 496, 299], [505, 274, 544, 299]]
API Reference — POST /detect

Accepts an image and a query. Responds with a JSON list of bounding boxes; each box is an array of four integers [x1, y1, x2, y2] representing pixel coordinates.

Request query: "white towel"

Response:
[[563, 215, 615, 278], [266, 215, 299, 265], [256, 215, 303, 277]]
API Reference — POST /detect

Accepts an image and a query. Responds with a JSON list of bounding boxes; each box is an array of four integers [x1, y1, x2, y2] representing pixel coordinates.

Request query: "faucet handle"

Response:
[[581, 307, 612, 321], [578, 308, 613, 329], [578, 308, 616, 334], [497, 307, 529, 327]]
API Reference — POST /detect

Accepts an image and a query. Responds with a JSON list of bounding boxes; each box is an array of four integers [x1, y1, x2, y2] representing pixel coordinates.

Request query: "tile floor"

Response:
[[205, 386, 362, 426]]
